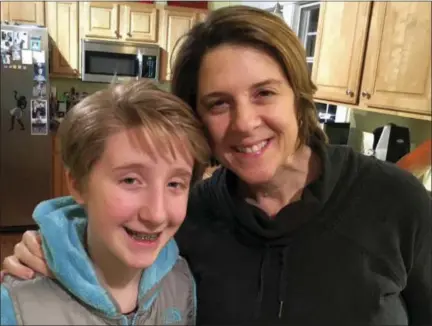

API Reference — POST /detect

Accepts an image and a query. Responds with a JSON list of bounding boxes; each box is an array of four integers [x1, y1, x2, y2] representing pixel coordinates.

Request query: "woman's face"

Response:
[[197, 45, 299, 185]]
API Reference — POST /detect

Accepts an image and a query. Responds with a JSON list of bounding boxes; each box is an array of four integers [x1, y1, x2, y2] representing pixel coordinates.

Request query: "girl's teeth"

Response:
[[126, 228, 159, 241], [131, 233, 158, 241], [236, 140, 268, 153]]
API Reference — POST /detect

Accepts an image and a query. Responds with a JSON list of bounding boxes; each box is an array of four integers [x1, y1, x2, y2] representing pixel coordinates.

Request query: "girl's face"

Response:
[[69, 127, 194, 270], [196, 45, 299, 185]]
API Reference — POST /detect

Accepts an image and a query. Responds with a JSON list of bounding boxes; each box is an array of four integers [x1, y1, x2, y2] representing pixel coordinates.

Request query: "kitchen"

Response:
[[1, 1, 431, 261]]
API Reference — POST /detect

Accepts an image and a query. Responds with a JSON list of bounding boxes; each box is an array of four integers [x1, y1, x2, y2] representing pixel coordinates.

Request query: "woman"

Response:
[[2, 6, 431, 325]]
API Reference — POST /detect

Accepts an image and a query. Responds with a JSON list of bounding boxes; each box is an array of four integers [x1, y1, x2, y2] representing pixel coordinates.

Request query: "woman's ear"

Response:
[[65, 170, 85, 205]]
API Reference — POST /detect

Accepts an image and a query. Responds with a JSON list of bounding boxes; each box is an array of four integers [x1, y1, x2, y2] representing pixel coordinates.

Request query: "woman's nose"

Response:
[[231, 101, 261, 133]]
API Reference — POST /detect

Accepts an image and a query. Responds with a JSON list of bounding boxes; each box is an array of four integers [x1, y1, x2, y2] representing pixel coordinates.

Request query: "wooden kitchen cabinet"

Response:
[[1, 1, 45, 26], [80, 2, 119, 40], [46, 2, 79, 78], [119, 2, 159, 43], [360, 2, 431, 115], [312, 2, 371, 104], [312, 1, 431, 117], [80, 2, 158, 43], [160, 6, 208, 81]]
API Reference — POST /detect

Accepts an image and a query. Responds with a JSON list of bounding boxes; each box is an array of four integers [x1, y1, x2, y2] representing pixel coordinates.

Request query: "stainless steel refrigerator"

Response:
[[1, 23, 52, 229]]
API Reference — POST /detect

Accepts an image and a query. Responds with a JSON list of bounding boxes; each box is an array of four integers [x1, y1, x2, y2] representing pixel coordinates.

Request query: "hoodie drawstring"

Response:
[[278, 247, 290, 319], [255, 246, 290, 320], [254, 246, 269, 319]]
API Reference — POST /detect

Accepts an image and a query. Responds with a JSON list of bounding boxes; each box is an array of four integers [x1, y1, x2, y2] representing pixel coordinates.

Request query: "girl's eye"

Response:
[[168, 181, 187, 190]]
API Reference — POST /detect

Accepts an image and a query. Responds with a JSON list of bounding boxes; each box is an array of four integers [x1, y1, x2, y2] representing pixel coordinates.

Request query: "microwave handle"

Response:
[[137, 51, 143, 79]]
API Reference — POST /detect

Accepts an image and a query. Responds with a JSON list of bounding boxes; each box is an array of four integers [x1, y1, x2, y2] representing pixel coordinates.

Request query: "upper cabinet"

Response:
[[80, 2, 120, 40], [46, 2, 79, 77], [160, 6, 207, 81], [80, 2, 158, 43], [119, 2, 159, 43], [311, 1, 431, 117], [1, 1, 45, 26], [312, 2, 371, 105], [360, 2, 431, 116], [1, 1, 208, 81]]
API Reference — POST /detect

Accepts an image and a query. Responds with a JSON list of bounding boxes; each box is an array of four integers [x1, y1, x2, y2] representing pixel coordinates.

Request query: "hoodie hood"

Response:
[[33, 196, 179, 317], [192, 138, 347, 247]]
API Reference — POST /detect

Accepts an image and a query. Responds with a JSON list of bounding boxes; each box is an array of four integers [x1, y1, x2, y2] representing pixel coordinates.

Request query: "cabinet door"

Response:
[[360, 2, 431, 115], [46, 2, 79, 77], [119, 3, 158, 43], [161, 7, 197, 81], [311, 2, 371, 104], [1, 1, 45, 26], [81, 2, 119, 40]]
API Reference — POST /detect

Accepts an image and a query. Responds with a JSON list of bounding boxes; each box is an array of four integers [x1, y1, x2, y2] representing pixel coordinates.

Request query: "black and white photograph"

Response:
[[33, 62, 46, 82], [1, 30, 13, 52], [1, 53, 11, 65], [8, 91, 27, 131], [13, 31, 29, 49], [32, 80, 47, 97], [31, 99, 48, 135]]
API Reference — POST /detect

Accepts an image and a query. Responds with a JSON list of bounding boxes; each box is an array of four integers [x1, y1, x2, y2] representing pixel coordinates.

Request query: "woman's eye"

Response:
[[121, 177, 137, 185], [209, 100, 229, 111], [257, 89, 275, 98]]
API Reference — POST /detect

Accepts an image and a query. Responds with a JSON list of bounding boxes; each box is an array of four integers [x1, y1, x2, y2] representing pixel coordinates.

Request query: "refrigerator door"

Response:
[[1, 24, 52, 229]]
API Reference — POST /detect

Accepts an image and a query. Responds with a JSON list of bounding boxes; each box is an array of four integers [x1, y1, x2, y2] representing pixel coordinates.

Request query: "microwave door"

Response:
[[82, 40, 141, 83]]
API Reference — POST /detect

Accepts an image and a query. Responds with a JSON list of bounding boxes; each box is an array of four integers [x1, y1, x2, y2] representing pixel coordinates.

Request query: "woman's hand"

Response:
[[1, 230, 52, 280]]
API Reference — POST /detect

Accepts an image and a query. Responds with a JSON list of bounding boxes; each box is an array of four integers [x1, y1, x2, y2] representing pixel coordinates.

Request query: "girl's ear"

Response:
[[65, 170, 85, 205]]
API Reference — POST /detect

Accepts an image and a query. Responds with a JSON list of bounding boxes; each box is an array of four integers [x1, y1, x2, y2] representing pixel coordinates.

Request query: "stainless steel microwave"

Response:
[[81, 39, 160, 83]]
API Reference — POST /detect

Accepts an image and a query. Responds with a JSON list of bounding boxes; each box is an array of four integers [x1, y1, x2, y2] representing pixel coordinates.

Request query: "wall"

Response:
[[51, 77, 170, 96]]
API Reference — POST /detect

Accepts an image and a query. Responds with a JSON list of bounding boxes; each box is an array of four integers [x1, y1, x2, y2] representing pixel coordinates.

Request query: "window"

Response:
[[294, 1, 351, 124], [294, 2, 320, 77]]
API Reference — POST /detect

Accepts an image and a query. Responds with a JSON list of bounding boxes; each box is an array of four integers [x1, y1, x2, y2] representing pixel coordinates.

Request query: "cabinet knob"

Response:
[[361, 91, 371, 99], [114, 30, 120, 38], [127, 32, 132, 37], [345, 89, 354, 97]]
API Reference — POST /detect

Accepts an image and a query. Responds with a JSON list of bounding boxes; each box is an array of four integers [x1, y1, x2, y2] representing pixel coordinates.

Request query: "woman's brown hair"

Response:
[[171, 5, 327, 151]]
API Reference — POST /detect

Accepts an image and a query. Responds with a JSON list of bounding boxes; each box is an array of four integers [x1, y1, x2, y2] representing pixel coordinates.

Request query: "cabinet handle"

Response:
[[361, 91, 371, 99], [345, 89, 354, 97], [127, 32, 132, 37], [114, 30, 120, 38]]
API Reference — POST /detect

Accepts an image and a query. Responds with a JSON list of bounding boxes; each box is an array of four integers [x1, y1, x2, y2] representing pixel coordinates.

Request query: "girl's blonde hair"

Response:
[[58, 80, 210, 187]]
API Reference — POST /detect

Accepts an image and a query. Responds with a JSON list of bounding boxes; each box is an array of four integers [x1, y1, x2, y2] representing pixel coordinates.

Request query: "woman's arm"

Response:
[[1, 231, 52, 280], [401, 192, 432, 324]]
